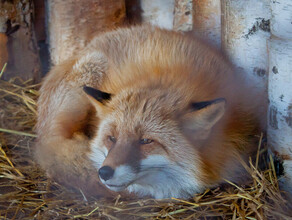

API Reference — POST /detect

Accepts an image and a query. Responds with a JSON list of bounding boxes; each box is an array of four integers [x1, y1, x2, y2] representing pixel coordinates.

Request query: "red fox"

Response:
[[36, 25, 264, 199]]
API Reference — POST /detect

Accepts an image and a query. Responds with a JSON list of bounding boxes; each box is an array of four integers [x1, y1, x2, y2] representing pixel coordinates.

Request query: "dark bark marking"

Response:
[[253, 67, 266, 77], [284, 104, 292, 128], [272, 66, 279, 74], [269, 105, 278, 129], [245, 18, 270, 39]]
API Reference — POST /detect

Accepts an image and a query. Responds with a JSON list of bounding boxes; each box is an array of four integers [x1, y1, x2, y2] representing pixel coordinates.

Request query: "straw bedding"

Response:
[[0, 72, 291, 219]]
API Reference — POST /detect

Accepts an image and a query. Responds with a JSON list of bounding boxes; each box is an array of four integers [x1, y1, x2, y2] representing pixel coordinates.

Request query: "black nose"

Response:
[[99, 166, 114, 181]]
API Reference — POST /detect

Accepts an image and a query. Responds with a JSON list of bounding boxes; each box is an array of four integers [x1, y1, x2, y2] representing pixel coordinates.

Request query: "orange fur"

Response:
[[36, 25, 265, 198]]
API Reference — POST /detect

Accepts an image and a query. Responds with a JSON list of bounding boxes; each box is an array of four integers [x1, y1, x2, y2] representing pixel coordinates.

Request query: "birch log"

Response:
[[268, 0, 292, 193], [47, 0, 126, 65], [193, 0, 221, 47], [173, 0, 193, 32], [221, 0, 271, 89], [140, 0, 175, 29]]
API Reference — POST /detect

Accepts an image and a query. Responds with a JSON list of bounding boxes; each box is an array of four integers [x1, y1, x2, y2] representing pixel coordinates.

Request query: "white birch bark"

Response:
[[268, 0, 292, 193], [140, 0, 175, 30], [270, 0, 292, 39], [221, 0, 271, 89], [193, 0, 221, 47]]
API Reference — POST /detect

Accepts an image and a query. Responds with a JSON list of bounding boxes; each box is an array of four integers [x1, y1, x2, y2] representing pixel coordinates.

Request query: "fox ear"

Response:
[[83, 86, 111, 104], [182, 98, 226, 140], [83, 86, 112, 114]]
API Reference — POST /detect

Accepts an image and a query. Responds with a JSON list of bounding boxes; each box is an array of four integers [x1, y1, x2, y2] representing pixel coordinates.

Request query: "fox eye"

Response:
[[140, 138, 153, 145], [108, 136, 116, 143]]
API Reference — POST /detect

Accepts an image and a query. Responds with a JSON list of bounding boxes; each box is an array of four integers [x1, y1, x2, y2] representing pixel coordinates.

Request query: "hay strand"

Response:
[[0, 144, 24, 177], [0, 128, 37, 137], [0, 77, 291, 219], [0, 63, 7, 79]]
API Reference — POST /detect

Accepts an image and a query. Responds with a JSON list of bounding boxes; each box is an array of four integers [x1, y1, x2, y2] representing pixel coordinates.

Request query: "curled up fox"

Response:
[[36, 25, 264, 199]]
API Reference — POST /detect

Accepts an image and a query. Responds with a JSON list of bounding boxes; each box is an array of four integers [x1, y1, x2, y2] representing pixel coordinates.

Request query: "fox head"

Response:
[[84, 85, 226, 199]]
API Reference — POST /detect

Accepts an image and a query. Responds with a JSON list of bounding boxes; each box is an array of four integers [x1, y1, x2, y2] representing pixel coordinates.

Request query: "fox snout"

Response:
[[97, 162, 136, 192], [98, 166, 114, 181]]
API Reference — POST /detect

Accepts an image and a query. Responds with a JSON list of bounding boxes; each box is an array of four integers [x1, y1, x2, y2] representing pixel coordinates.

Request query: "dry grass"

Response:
[[0, 75, 291, 219]]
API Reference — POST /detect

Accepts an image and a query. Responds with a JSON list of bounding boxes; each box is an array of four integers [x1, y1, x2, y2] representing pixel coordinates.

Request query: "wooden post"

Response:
[[221, 0, 271, 89], [47, 0, 126, 65], [193, 0, 221, 47], [0, 15, 8, 69], [268, 0, 292, 193], [0, 0, 41, 81], [0, 32, 8, 70]]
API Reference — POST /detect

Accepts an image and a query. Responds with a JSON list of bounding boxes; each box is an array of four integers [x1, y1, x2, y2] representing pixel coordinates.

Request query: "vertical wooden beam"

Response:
[[221, 0, 271, 89], [0, 14, 8, 69], [48, 0, 126, 65], [33, 0, 49, 76], [0, 33, 8, 70], [268, 0, 292, 193], [0, 0, 41, 81], [193, 0, 221, 47]]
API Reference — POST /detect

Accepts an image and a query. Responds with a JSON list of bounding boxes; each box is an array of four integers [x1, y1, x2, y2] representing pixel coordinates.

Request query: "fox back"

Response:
[[36, 26, 264, 199]]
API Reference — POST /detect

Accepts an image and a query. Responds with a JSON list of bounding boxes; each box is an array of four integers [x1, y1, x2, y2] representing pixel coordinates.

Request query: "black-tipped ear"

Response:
[[83, 86, 112, 104], [191, 98, 226, 111], [182, 98, 226, 140]]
